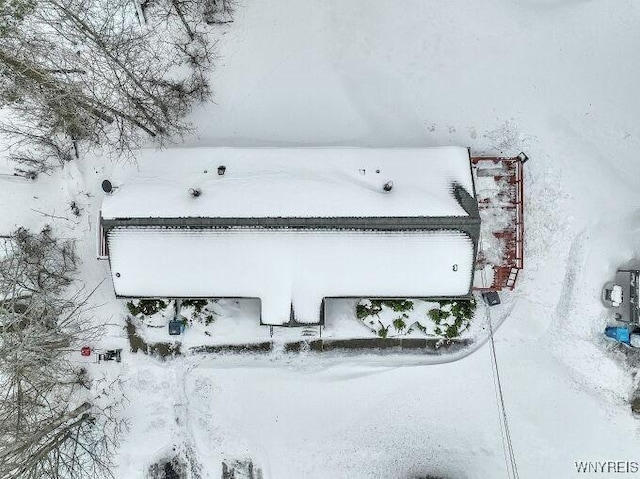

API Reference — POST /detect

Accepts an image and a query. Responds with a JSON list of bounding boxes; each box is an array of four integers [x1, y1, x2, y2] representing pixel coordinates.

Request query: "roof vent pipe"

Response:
[[188, 188, 202, 198], [383, 181, 394, 192]]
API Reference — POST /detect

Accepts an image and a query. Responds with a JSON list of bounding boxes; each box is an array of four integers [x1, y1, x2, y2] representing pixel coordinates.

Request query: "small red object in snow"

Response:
[[81, 346, 92, 357]]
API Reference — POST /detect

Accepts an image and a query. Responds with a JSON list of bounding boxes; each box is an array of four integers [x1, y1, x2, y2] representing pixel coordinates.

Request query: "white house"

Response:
[[99, 147, 480, 326]]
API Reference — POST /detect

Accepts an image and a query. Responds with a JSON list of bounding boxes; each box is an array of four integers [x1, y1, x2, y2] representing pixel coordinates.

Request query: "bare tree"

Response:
[[0, 228, 124, 479], [0, 0, 215, 168], [0, 227, 76, 299], [0, 119, 77, 176], [201, 0, 236, 25], [0, 115, 79, 179]]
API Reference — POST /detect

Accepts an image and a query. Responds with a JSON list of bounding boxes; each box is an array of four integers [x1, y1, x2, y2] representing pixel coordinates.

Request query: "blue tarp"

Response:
[[605, 326, 630, 344]]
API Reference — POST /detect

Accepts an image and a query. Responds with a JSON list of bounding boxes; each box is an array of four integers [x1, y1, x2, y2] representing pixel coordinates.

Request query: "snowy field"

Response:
[[2, 0, 640, 478]]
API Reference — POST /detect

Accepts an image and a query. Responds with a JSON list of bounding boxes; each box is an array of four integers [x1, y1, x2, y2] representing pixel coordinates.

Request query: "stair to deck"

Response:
[[301, 327, 320, 338]]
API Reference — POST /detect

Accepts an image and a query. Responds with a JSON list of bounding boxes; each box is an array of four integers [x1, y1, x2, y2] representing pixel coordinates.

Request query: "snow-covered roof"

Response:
[[103, 147, 478, 324], [107, 228, 475, 325], [101, 147, 474, 220]]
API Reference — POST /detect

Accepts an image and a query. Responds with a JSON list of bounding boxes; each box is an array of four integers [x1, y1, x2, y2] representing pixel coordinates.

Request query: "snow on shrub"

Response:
[[126, 299, 169, 317], [355, 298, 476, 339], [126, 298, 219, 328], [180, 299, 218, 326], [427, 299, 476, 339]]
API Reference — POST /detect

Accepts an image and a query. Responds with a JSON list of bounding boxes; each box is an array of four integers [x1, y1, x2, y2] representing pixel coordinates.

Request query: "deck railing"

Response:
[[471, 156, 525, 291]]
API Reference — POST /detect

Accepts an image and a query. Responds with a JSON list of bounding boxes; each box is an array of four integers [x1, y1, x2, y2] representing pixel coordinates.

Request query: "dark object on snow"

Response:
[[14, 169, 37, 180], [482, 291, 501, 307], [383, 181, 394, 192], [70, 201, 80, 216], [222, 459, 263, 479], [517, 151, 529, 164], [168, 319, 184, 336], [218, 165, 227, 176], [163, 461, 180, 479], [101, 179, 113, 193], [98, 349, 122, 362], [188, 188, 202, 198], [148, 457, 185, 479], [203, 0, 235, 25]]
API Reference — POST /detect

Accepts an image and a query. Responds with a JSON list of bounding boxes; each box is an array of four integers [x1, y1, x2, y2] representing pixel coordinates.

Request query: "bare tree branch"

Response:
[[0, 228, 123, 479]]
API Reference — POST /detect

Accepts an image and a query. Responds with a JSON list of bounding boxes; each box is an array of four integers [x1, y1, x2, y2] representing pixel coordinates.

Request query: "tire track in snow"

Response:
[[546, 228, 632, 409], [553, 230, 588, 327]]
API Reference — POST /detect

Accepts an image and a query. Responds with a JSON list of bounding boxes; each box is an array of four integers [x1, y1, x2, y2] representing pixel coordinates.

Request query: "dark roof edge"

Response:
[[453, 183, 480, 220], [102, 215, 480, 232]]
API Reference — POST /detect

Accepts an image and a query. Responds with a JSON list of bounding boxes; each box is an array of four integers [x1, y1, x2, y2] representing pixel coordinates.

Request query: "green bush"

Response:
[[355, 298, 476, 340], [181, 299, 207, 313], [180, 299, 218, 326], [382, 300, 413, 313], [445, 325, 459, 338], [449, 298, 476, 321], [428, 308, 448, 324], [369, 301, 383, 315], [356, 300, 384, 319], [428, 299, 477, 339], [127, 299, 169, 317], [356, 304, 371, 320], [392, 317, 407, 332], [377, 323, 389, 338]]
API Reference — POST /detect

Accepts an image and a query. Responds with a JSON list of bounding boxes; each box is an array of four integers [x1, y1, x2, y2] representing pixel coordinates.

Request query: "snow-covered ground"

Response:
[[2, 0, 640, 477]]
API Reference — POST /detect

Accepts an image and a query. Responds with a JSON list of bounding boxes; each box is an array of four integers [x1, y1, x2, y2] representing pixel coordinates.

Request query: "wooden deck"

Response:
[[471, 155, 525, 291]]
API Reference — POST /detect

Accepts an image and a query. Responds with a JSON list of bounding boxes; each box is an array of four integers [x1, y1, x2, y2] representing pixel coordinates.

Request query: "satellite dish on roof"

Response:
[[101, 180, 113, 194]]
